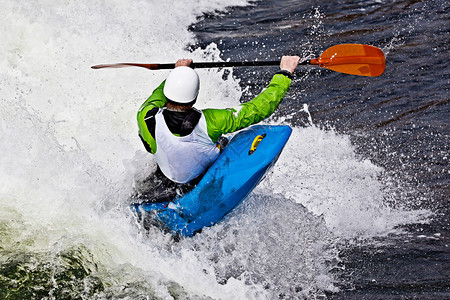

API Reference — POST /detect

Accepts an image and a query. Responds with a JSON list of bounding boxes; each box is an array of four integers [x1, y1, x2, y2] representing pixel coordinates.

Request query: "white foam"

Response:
[[0, 1, 261, 298], [260, 125, 430, 238]]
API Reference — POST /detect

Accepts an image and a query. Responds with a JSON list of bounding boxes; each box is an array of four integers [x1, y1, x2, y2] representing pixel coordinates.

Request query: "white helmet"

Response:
[[163, 66, 200, 104]]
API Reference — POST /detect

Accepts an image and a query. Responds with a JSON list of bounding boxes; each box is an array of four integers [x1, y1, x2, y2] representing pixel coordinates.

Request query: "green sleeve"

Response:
[[137, 81, 167, 153], [203, 73, 292, 142]]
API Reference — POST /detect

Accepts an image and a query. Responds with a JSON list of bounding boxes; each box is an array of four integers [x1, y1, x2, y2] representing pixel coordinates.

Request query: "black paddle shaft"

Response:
[[153, 60, 310, 69]]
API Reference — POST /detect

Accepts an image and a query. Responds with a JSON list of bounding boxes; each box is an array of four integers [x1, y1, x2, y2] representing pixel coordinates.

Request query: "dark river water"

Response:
[[189, 0, 449, 298]]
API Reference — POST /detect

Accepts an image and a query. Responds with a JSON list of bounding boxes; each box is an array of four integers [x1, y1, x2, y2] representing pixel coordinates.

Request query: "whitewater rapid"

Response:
[[0, 1, 430, 299]]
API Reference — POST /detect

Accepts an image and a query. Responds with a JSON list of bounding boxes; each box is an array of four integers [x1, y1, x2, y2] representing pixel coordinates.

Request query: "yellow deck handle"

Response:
[[248, 133, 266, 155]]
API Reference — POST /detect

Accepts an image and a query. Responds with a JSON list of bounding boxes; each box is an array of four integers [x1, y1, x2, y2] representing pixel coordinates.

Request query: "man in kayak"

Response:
[[135, 56, 300, 201]]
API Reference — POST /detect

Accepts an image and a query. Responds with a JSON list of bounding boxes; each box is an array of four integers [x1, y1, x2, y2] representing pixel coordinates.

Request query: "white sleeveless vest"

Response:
[[153, 109, 220, 183]]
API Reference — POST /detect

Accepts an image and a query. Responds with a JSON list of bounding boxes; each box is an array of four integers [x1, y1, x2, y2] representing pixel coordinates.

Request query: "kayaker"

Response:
[[136, 56, 300, 200]]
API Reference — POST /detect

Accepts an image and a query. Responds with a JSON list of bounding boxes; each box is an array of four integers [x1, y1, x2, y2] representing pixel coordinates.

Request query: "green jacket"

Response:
[[137, 73, 292, 154]]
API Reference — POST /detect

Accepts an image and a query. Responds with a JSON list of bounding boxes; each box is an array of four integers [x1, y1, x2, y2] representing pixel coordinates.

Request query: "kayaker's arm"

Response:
[[137, 56, 299, 149], [139, 80, 167, 111], [203, 73, 292, 142], [137, 80, 167, 153]]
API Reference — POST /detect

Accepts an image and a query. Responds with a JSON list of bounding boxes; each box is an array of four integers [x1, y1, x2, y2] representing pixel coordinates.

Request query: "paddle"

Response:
[[91, 44, 385, 77]]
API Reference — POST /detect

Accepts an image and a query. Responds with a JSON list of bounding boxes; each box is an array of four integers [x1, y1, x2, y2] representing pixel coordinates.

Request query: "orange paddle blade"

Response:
[[310, 44, 386, 77]]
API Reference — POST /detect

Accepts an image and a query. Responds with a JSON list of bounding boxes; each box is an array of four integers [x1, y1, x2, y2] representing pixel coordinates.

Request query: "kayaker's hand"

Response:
[[280, 56, 300, 74], [175, 59, 193, 68]]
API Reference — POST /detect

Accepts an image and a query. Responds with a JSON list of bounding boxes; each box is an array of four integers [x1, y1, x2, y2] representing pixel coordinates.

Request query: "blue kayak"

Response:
[[132, 125, 292, 237]]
